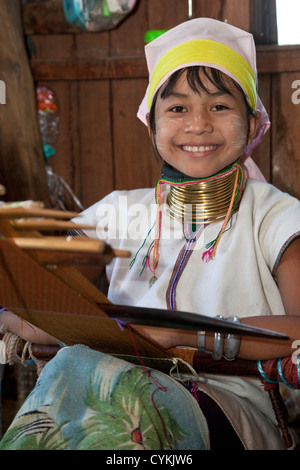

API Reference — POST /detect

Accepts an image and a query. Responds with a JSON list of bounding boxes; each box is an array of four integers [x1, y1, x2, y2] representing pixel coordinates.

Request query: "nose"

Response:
[[183, 111, 213, 134]]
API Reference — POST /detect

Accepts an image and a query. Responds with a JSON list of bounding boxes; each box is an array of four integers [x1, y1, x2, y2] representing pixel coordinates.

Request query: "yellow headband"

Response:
[[148, 39, 257, 111]]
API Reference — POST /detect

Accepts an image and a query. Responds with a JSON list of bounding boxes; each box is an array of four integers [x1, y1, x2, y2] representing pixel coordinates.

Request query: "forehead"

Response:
[[160, 67, 242, 100]]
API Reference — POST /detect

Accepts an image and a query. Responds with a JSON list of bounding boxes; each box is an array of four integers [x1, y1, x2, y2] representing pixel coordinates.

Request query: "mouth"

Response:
[[181, 145, 219, 155]]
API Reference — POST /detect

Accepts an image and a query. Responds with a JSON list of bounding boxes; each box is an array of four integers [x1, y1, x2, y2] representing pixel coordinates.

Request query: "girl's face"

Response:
[[148, 69, 260, 178]]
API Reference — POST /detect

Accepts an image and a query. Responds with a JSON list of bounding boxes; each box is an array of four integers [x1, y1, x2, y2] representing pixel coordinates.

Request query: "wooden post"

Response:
[[0, 0, 50, 206]]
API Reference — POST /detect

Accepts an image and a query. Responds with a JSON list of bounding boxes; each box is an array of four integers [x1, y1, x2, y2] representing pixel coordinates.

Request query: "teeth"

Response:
[[183, 145, 217, 152]]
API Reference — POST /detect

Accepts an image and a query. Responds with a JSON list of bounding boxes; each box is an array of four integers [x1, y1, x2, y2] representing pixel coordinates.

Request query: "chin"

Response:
[[182, 161, 238, 179], [182, 168, 219, 179]]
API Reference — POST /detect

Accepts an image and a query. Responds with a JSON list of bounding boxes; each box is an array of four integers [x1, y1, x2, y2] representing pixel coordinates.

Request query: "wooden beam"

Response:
[[256, 45, 300, 74], [28, 45, 300, 82], [30, 57, 148, 81]]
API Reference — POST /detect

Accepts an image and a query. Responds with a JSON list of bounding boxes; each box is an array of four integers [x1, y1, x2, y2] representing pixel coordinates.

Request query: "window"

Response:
[[276, 0, 300, 45]]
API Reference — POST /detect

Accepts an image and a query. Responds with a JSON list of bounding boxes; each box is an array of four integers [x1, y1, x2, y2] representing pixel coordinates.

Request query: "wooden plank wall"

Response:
[[23, 0, 300, 208], [271, 72, 300, 198], [27, 0, 190, 209]]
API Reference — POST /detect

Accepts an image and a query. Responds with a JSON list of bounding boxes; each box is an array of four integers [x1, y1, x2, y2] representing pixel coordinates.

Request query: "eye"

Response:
[[169, 105, 187, 113], [211, 104, 229, 112]]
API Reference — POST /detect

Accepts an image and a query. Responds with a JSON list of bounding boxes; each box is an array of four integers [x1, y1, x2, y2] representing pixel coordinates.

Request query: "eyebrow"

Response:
[[163, 91, 189, 99], [208, 90, 233, 97]]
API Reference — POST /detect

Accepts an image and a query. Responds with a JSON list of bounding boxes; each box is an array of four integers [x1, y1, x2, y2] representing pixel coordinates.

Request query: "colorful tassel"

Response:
[[130, 162, 244, 283], [201, 163, 243, 262]]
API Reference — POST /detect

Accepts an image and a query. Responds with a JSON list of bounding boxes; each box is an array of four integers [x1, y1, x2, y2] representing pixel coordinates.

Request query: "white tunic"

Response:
[[74, 179, 300, 449]]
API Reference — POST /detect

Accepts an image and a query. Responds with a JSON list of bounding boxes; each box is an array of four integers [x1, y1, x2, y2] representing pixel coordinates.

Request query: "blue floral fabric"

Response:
[[0, 345, 209, 450]]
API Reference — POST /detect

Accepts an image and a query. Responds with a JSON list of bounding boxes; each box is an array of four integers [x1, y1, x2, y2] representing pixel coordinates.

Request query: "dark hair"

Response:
[[148, 66, 254, 161]]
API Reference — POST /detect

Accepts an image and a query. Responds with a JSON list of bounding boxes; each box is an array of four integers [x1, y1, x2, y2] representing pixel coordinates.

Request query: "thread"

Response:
[[130, 162, 244, 284], [127, 325, 173, 449], [257, 357, 300, 390]]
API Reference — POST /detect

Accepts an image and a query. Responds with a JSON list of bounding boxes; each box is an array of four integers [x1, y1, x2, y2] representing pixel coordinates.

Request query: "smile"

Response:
[[182, 145, 218, 152]]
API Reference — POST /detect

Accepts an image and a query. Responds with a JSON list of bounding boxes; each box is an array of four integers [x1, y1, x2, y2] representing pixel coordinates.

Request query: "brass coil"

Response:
[[167, 166, 242, 223]]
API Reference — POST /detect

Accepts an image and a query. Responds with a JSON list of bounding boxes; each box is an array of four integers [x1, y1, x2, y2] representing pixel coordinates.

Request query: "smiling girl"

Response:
[[1, 18, 300, 451], [147, 67, 260, 179]]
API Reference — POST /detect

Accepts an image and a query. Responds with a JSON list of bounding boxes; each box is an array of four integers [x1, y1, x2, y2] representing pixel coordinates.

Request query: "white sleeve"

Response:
[[71, 191, 118, 240], [254, 183, 300, 274]]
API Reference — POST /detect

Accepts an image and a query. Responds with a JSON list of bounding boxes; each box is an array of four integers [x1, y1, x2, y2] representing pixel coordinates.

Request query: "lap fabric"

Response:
[[194, 390, 245, 450], [0, 345, 210, 451]]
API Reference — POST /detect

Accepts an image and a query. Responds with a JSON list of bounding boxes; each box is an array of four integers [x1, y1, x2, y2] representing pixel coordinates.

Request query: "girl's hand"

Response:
[[0, 310, 58, 345], [133, 315, 300, 361]]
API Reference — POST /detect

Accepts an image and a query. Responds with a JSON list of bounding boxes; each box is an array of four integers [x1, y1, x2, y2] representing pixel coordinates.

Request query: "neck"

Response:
[[159, 162, 244, 224]]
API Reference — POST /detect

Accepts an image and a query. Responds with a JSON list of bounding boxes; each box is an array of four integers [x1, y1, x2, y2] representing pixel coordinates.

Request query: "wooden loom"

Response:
[[0, 203, 295, 447], [0, 203, 169, 363]]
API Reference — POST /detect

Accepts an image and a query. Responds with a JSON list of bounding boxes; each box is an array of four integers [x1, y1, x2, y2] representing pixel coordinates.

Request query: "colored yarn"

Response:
[[157, 164, 244, 269], [129, 220, 156, 275], [201, 163, 243, 262], [167, 224, 203, 311], [127, 325, 173, 449], [169, 238, 195, 310], [130, 162, 244, 283], [257, 357, 300, 391], [257, 360, 279, 389]]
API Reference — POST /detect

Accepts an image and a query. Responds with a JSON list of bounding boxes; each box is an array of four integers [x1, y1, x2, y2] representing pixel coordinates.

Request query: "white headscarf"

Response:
[[138, 18, 270, 181]]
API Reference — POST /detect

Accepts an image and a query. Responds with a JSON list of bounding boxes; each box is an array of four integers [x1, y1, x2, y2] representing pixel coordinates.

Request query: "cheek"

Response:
[[155, 117, 179, 153], [225, 116, 248, 152]]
